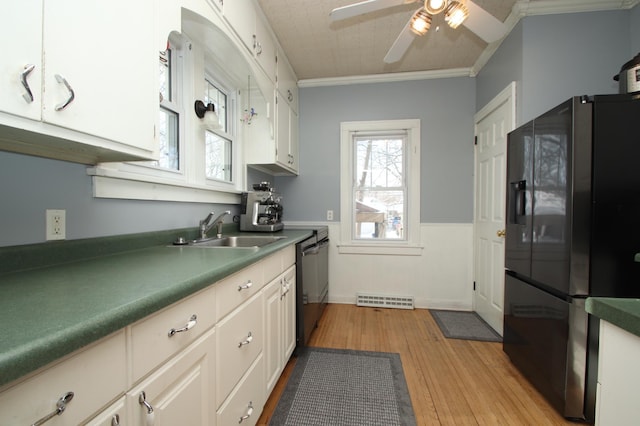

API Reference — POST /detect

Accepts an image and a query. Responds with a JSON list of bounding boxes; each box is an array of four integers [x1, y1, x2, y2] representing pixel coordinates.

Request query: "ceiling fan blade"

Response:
[[330, 0, 415, 22], [462, 0, 507, 43], [383, 17, 415, 63]]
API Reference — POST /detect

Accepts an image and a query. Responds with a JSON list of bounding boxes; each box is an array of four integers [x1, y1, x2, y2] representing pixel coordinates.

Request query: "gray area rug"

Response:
[[430, 310, 502, 342], [270, 347, 416, 426]]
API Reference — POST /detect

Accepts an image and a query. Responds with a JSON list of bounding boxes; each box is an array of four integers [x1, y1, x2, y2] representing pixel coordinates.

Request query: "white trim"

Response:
[[91, 175, 240, 204], [474, 81, 517, 125], [298, 68, 472, 88]]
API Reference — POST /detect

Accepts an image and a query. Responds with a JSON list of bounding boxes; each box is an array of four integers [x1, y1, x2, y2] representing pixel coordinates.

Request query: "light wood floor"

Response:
[[257, 303, 577, 425]]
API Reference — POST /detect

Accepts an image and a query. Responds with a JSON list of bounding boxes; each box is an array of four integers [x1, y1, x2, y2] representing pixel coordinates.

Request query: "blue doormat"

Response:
[[270, 347, 416, 426]]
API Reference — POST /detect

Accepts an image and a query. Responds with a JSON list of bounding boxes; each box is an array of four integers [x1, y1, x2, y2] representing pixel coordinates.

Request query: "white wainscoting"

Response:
[[291, 222, 474, 310]]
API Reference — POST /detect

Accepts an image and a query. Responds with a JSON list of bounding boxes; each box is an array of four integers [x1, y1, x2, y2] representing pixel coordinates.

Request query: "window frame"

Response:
[[339, 119, 422, 255]]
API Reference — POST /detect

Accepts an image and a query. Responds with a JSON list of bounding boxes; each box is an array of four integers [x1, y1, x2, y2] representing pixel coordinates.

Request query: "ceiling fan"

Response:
[[330, 0, 507, 63]]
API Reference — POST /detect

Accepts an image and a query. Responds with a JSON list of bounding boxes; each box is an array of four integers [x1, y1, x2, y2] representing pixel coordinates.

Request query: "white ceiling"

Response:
[[256, 0, 638, 83]]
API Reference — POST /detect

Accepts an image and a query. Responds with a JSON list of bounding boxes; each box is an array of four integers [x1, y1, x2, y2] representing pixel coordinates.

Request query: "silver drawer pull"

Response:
[[54, 74, 75, 111], [237, 281, 253, 291], [238, 401, 253, 423], [238, 332, 253, 348], [111, 414, 120, 426], [31, 391, 74, 426], [139, 391, 154, 414], [168, 314, 197, 337], [21, 64, 35, 103]]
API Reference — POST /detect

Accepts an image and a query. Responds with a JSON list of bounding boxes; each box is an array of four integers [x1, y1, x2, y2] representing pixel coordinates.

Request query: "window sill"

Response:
[[337, 243, 423, 256], [87, 166, 240, 204]]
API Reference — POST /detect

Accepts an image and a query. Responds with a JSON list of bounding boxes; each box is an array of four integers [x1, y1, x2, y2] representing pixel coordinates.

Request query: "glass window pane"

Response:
[[353, 135, 406, 241], [354, 190, 404, 240], [154, 108, 179, 170], [159, 49, 171, 102], [204, 79, 227, 133], [205, 131, 231, 181], [355, 137, 404, 188]]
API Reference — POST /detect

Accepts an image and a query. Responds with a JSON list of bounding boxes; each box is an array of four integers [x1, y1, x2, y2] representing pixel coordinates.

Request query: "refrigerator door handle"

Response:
[[510, 180, 527, 224]]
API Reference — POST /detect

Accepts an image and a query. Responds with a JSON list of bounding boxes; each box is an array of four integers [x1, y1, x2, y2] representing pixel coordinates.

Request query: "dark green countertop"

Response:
[[586, 297, 640, 338], [0, 227, 312, 388]]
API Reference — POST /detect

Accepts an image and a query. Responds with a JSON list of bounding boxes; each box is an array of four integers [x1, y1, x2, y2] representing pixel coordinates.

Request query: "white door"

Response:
[[473, 82, 516, 335]]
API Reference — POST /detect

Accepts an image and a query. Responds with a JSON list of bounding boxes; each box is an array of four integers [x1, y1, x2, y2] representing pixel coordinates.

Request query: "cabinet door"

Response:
[[282, 266, 297, 361], [264, 277, 282, 394], [0, 0, 42, 120], [275, 91, 291, 168], [289, 108, 299, 173], [42, 0, 156, 152], [254, 15, 276, 82], [127, 327, 216, 426], [222, 0, 255, 52]]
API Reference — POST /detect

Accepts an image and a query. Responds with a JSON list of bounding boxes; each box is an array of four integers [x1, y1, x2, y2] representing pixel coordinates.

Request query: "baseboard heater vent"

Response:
[[356, 293, 414, 310]]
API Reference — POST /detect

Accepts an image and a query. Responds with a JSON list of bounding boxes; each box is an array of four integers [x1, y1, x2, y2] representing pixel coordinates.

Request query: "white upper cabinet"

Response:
[[221, 0, 256, 53], [276, 51, 298, 114], [0, 0, 42, 121], [254, 13, 277, 83], [0, 0, 158, 164]]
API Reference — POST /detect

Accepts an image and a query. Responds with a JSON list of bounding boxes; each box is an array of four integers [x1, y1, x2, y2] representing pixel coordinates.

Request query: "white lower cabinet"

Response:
[[595, 320, 640, 425], [127, 327, 217, 426], [216, 292, 264, 407], [0, 245, 298, 425], [264, 265, 296, 395], [0, 331, 126, 426], [217, 355, 265, 426]]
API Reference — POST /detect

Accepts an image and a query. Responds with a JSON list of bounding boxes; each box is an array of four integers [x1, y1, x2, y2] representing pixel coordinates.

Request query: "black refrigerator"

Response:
[[503, 93, 640, 422]]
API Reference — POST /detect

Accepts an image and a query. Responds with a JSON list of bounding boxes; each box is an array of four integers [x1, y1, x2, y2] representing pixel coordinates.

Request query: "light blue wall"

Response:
[[0, 151, 238, 247], [477, 9, 634, 125], [275, 77, 477, 223], [630, 4, 640, 54]]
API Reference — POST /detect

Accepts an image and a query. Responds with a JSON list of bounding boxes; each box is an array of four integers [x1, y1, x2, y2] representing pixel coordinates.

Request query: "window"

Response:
[[204, 77, 233, 183], [340, 119, 422, 255], [87, 30, 245, 205], [156, 48, 180, 170]]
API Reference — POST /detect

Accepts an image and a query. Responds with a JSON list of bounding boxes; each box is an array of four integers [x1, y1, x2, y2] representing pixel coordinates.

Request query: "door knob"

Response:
[[496, 229, 506, 238]]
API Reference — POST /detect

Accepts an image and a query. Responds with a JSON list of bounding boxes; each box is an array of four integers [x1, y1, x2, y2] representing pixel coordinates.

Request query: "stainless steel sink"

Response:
[[177, 235, 287, 248]]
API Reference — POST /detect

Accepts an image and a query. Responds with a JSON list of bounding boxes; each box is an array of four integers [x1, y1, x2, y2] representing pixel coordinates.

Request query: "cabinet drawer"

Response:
[[0, 331, 126, 426], [215, 261, 264, 321], [216, 293, 263, 407], [130, 284, 216, 383], [217, 355, 265, 426], [263, 246, 296, 284]]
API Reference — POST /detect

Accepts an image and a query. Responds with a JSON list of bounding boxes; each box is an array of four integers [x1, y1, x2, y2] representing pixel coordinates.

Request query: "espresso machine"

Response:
[[239, 182, 284, 232]]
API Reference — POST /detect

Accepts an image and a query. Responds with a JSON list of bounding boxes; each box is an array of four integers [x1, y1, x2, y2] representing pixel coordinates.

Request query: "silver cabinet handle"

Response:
[[237, 281, 253, 291], [238, 401, 253, 423], [31, 391, 74, 426], [54, 74, 75, 111], [168, 314, 197, 337], [238, 331, 253, 348], [111, 414, 120, 426], [287, 89, 293, 102], [139, 391, 154, 414], [21, 64, 36, 103]]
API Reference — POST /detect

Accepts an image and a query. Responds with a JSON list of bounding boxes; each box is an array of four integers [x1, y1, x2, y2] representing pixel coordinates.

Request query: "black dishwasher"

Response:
[[294, 226, 329, 348]]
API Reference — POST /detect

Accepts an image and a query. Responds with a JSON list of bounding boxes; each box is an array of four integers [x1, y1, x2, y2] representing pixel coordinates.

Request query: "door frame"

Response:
[[472, 82, 517, 332]]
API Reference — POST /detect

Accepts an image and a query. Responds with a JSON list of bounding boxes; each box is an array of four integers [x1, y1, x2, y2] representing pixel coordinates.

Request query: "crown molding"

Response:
[[298, 68, 473, 88], [514, 0, 639, 17]]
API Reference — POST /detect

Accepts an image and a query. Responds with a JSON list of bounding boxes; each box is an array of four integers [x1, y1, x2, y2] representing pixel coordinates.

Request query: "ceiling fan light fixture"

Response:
[[410, 9, 432, 36], [424, 0, 447, 15], [444, 1, 469, 29]]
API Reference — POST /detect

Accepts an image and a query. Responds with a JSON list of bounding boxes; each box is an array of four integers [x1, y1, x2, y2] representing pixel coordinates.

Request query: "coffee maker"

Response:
[[239, 182, 284, 232]]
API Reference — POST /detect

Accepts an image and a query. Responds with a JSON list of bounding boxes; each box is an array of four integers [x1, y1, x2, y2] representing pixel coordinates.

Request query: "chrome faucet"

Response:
[[199, 210, 231, 239]]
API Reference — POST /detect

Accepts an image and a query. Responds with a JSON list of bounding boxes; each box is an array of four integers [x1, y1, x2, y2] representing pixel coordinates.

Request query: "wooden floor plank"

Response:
[[257, 304, 575, 425]]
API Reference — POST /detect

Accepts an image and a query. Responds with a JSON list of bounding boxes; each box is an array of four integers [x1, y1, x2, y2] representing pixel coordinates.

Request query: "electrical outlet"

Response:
[[327, 210, 334, 221], [46, 209, 66, 240]]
